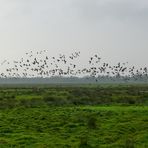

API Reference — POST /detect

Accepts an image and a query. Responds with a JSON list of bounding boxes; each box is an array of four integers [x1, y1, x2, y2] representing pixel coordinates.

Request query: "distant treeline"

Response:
[[0, 85, 148, 109], [0, 76, 148, 84]]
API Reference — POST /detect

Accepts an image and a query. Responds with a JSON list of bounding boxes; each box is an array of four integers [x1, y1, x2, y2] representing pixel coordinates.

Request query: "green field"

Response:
[[0, 84, 148, 147]]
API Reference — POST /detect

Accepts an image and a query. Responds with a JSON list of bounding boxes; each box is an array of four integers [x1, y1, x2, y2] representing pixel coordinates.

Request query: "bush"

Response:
[[124, 137, 135, 148], [79, 136, 89, 148], [87, 116, 97, 129], [43, 95, 68, 105]]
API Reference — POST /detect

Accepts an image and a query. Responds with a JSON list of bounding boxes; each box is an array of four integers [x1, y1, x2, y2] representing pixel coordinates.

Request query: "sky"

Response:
[[0, 0, 148, 67]]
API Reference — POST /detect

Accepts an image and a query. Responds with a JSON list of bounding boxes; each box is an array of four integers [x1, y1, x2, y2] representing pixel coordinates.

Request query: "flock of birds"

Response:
[[0, 50, 148, 82]]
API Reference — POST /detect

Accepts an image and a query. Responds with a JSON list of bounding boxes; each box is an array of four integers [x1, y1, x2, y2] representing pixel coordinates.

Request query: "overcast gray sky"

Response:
[[0, 0, 148, 66]]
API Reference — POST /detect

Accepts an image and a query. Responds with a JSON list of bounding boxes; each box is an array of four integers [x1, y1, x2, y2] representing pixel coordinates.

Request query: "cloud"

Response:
[[0, 0, 148, 66], [70, 0, 148, 23], [1, 0, 148, 25]]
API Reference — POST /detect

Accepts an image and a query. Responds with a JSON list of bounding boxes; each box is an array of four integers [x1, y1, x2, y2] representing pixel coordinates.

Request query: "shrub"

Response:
[[87, 116, 97, 129], [124, 137, 135, 148], [79, 136, 88, 148], [43, 95, 68, 105]]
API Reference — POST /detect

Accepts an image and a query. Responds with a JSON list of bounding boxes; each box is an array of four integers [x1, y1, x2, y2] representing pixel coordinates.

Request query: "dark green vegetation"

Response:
[[0, 84, 148, 147], [0, 84, 148, 107]]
